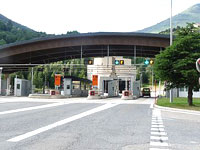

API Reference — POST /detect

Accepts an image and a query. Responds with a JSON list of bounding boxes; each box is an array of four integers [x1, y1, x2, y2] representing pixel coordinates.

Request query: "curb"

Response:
[[154, 104, 200, 115]]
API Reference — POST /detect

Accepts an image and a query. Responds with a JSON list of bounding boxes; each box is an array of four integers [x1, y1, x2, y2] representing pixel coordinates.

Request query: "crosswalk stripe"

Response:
[[150, 136, 168, 140], [150, 141, 169, 146]]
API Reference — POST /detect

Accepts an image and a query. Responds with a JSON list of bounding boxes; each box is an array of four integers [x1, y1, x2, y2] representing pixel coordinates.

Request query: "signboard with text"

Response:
[[55, 74, 61, 86], [92, 75, 98, 86]]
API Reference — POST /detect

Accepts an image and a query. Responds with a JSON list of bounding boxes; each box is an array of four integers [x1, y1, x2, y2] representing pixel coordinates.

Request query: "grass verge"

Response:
[[157, 97, 200, 111]]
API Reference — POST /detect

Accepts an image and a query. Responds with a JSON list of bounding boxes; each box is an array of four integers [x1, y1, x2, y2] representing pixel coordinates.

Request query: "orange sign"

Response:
[[92, 75, 98, 86], [55, 74, 61, 86]]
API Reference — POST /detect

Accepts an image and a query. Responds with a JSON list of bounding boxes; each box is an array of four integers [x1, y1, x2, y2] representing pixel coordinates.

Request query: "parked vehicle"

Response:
[[142, 88, 151, 97]]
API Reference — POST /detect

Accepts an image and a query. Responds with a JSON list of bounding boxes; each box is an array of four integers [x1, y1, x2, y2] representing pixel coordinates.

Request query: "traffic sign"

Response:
[[55, 74, 61, 86], [92, 75, 98, 86], [196, 58, 200, 72]]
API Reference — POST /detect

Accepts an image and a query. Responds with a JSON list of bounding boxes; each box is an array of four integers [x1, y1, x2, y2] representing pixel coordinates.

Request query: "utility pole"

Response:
[[170, 0, 173, 103], [31, 67, 34, 94], [0, 67, 2, 95]]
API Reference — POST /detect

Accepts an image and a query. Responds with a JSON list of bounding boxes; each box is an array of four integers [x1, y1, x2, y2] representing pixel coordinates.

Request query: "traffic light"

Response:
[[115, 60, 124, 65], [150, 59, 154, 65], [88, 60, 93, 65], [144, 59, 150, 65], [120, 60, 124, 65], [115, 60, 120, 65]]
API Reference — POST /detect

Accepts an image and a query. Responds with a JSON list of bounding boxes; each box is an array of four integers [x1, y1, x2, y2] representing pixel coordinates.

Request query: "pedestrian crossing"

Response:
[[150, 108, 170, 150]]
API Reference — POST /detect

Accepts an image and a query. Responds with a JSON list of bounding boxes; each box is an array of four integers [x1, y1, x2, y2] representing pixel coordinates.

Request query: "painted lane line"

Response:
[[151, 125, 164, 128], [150, 102, 154, 109], [150, 136, 168, 141], [151, 128, 165, 131], [7, 103, 118, 142], [152, 117, 162, 119], [152, 116, 162, 118], [152, 120, 163, 123], [151, 132, 167, 136], [150, 148, 170, 150], [0, 101, 13, 104], [152, 118, 162, 120], [152, 123, 163, 125], [150, 109, 170, 150], [150, 141, 169, 147], [152, 121, 163, 123], [0, 102, 67, 115]]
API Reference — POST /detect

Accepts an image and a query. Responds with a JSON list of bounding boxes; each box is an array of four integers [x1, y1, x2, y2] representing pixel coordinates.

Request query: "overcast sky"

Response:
[[0, 0, 199, 34]]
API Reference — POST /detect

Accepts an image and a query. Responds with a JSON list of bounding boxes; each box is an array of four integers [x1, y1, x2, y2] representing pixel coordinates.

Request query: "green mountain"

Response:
[[139, 3, 200, 33], [0, 14, 34, 32], [0, 13, 46, 45]]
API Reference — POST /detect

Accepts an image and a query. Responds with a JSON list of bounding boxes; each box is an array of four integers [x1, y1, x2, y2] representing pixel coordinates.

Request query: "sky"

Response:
[[0, 0, 199, 34]]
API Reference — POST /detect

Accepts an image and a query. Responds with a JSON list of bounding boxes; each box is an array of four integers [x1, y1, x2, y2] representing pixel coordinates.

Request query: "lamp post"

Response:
[[169, 0, 173, 103], [170, 0, 173, 46], [0, 67, 2, 95]]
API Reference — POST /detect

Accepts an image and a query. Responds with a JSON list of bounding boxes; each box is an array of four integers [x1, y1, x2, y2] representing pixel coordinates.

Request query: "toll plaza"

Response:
[[87, 56, 140, 99], [0, 32, 170, 99]]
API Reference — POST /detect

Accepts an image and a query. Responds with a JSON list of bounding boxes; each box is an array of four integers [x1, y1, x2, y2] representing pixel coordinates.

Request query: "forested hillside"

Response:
[[139, 3, 200, 33], [0, 19, 46, 45]]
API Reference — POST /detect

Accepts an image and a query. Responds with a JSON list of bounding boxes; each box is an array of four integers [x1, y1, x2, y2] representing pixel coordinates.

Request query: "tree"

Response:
[[154, 23, 200, 106]]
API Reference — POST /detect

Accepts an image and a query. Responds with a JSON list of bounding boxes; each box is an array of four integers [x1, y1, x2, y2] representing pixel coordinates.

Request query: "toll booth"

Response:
[[63, 78, 72, 96], [14, 78, 31, 96], [87, 56, 137, 98], [63, 76, 91, 97], [0, 80, 7, 96], [108, 80, 119, 97], [133, 81, 141, 97]]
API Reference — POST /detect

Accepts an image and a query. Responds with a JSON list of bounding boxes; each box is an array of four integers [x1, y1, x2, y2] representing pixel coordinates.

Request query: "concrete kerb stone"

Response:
[[154, 104, 200, 115]]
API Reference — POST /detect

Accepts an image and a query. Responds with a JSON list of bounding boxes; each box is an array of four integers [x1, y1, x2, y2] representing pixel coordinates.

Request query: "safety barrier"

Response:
[[87, 90, 101, 99], [121, 90, 135, 100]]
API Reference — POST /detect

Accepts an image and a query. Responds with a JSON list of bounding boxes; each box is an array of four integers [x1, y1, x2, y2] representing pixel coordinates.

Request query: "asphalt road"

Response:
[[0, 97, 199, 150]]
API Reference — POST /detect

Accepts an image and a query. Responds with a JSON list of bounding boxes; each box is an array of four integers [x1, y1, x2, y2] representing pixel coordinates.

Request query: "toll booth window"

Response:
[[17, 84, 20, 89], [67, 85, 70, 89]]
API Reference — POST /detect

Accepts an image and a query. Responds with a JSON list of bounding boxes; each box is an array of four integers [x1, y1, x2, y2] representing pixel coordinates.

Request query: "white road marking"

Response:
[[0, 101, 9, 104], [152, 121, 163, 123], [0, 102, 67, 115], [150, 102, 154, 109], [7, 103, 118, 142], [151, 122, 163, 125], [151, 125, 164, 128], [152, 119, 163, 122], [150, 136, 168, 140], [150, 148, 169, 150], [151, 128, 165, 131], [150, 141, 169, 146], [151, 132, 167, 136], [150, 108, 170, 150]]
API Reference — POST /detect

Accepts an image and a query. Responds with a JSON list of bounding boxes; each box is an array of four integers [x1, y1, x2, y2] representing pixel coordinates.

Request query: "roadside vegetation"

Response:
[[157, 97, 200, 111], [154, 23, 200, 106]]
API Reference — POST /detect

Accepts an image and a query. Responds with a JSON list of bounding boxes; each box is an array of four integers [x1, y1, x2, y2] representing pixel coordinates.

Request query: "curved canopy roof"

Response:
[[0, 32, 170, 73]]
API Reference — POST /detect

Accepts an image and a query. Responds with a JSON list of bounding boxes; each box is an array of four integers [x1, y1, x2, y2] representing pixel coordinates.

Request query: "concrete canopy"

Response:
[[0, 32, 170, 73]]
